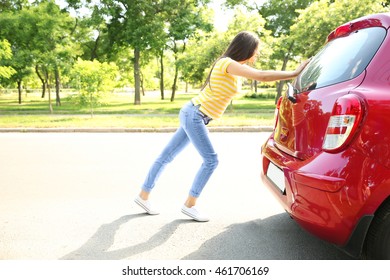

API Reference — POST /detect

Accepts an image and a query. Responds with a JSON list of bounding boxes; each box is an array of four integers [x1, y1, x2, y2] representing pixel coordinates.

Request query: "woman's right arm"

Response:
[[227, 59, 310, 82]]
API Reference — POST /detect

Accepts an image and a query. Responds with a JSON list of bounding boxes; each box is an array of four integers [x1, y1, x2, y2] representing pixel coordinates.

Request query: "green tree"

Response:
[[30, 0, 79, 111], [257, 0, 312, 102], [0, 0, 28, 12], [0, 7, 35, 103], [77, 0, 213, 104], [71, 58, 118, 117], [291, 0, 389, 57], [180, 8, 271, 91], [164, 0, 213, 102], [74, 5, 113, 62], [0, 39, 16, 80], [227, 0, 313, 102], [179, 31, 227, 87], [98, 0, 166, 105], [0, 0, 78, 108], [225, 8, 272, 92]]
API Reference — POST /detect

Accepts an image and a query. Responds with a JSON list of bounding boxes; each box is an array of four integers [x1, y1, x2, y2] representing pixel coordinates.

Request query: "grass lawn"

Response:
[[0, 88, 277, 128]]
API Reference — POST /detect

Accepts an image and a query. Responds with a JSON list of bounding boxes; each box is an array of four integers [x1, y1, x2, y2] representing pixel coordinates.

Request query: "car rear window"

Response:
[[297, 27, 386, 91]]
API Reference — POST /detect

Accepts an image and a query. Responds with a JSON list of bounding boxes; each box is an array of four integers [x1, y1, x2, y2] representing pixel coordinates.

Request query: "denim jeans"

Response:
[[141, 101, 218, 198]]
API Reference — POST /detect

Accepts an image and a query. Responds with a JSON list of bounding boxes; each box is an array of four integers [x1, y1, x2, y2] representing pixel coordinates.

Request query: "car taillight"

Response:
[[323, 94, 364, 152]]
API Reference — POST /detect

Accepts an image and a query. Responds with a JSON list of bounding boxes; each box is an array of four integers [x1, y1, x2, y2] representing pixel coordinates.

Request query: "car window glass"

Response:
[[297, 27, 386, 91]]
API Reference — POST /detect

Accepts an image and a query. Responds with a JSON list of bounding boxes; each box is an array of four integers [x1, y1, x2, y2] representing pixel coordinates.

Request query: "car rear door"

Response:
[[273, 26, 387, 160]]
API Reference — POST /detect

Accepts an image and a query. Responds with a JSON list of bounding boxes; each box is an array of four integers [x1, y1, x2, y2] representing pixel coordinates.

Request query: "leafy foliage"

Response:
[[291, 0, 388, 57], [71, 58, 119, 115], [0, 0, 389, 109], [0, 40, 16, 79]]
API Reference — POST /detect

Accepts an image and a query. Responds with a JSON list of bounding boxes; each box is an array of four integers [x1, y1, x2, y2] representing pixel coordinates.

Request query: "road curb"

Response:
[[0, 126, 273, 133]]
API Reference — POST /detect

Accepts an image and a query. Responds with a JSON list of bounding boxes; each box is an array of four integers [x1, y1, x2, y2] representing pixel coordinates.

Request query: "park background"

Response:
[[0, 0, 388, 129]]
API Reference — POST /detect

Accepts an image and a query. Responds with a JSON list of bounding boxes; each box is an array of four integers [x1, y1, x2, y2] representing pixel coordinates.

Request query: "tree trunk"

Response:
[[276, 79, 285, 103], [55, 67, 61, 106], [133, 48, 141, 105], [159, 51, 164, 100], [170, 41, 181, 102], [140, 71, 145, 96], [35, 65, 46, 98], [171, 65, 179, 102], [89, 92, 93, 118], [91, 34, 100, 60], [275, 41, 295, 104], [47, 82, 53, 114], [17, 80, 22, 104], [45, 71, 53, 114]]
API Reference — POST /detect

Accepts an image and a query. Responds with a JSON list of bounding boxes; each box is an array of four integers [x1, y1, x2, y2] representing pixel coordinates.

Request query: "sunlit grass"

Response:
[[0, 88, 277, 128]]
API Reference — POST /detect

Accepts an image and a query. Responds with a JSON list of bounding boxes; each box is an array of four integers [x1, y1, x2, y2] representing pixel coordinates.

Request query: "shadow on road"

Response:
[[61, 213, 353, 260], [60, 214, 193, 260], [182, 213, 353, 260]]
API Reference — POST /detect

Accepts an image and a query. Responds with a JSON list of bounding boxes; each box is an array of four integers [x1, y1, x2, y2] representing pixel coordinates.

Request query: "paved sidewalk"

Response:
[[0, 126, 273, 133]]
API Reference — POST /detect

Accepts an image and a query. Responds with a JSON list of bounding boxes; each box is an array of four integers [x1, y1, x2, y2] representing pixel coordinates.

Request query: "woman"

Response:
[[135, 31, 310, 222]]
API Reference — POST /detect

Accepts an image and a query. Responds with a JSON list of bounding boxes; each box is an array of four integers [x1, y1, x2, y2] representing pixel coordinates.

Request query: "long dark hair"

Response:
[[201, 31, 260, 91]]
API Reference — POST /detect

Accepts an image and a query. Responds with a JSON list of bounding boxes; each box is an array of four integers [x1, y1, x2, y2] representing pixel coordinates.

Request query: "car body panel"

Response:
[[261, 13, 390, 257], [274, 77, 365, 160]]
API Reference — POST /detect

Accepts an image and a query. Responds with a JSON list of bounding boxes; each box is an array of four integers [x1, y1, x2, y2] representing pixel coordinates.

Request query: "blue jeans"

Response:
[[141, 101, 218, 198]]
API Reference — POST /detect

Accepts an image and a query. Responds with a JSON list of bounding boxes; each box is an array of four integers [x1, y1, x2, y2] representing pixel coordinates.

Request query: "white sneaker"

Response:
[[134, 196, 160, 215], [181, 205, 209, 222]]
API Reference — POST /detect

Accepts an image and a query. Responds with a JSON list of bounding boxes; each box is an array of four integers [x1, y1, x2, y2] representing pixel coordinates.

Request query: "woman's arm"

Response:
[[227, 59, 311, 82]]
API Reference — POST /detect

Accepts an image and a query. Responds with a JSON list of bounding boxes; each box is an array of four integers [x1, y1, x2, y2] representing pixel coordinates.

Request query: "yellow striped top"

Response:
[[192, 57, 238, 120]]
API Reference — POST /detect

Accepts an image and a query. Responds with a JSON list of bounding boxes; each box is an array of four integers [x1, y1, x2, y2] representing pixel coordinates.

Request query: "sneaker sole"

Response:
[[134, 198, 159, 215], [181, 208, 209, 222]]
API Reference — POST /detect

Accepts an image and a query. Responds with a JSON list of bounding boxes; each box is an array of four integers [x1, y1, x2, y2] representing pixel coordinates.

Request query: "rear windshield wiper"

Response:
[[286, 83, 298, 104], [286, 82, 316, 104]]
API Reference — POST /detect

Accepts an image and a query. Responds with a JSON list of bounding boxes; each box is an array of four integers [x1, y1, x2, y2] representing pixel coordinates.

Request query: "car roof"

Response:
[[327, 12, 390, 42]]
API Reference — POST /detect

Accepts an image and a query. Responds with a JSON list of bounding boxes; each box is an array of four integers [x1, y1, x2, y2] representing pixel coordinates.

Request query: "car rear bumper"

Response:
[[260, 137, 370, 247]]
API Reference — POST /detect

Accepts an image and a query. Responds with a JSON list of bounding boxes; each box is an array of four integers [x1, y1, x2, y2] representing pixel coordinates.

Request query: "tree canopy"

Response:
[[0, 0, 389, 107]]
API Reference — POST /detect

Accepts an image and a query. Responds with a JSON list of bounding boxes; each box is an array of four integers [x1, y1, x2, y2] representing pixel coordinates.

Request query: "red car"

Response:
[[261, 12, 390, 259]]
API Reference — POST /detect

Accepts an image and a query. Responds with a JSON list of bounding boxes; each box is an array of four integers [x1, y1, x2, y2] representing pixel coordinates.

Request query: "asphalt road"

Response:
[[0, 132, 352, 260]]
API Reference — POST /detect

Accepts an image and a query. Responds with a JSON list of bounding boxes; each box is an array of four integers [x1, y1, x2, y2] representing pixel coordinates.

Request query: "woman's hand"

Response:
[[293, 58, 312, 76]]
